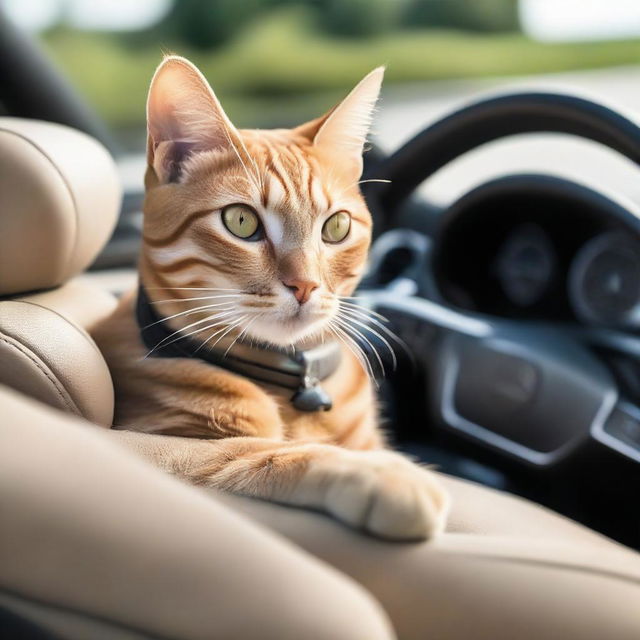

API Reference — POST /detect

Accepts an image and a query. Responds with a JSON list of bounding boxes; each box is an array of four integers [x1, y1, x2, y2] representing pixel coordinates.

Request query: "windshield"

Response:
[[6, 0, 640, 153]]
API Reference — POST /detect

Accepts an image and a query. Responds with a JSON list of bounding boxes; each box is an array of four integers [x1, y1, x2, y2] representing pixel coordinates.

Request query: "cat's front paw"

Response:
[[310, 450, 449, 541]]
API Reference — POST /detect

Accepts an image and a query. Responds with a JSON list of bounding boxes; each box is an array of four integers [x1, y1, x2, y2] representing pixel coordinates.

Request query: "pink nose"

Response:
[[282, 278, 319, 305]]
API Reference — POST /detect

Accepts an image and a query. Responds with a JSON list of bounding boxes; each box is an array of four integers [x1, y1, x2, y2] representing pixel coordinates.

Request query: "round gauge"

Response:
[[569, 232, 640, 327], [495, 224, 556, 306]]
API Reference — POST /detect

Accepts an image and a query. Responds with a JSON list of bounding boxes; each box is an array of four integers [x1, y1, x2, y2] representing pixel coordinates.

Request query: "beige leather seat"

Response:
[[1, 118, 639, 640]]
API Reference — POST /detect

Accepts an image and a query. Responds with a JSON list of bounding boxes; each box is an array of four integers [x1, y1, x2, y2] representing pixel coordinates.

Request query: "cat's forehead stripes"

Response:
[[266, 146, 305, 211], [247, 136, 334, 218]]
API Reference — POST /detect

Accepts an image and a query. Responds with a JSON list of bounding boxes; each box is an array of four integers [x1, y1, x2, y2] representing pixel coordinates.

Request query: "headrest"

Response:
[[0, 119, 121, 296]]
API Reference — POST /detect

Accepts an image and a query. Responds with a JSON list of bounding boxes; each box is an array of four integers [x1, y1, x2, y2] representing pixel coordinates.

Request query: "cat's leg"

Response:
[[109, 430, 448, 541], [194, 439, 450, 541]]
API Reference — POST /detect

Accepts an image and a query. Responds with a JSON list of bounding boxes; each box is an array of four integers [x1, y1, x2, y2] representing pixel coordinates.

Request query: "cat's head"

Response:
[[141, 56, 383, 348]]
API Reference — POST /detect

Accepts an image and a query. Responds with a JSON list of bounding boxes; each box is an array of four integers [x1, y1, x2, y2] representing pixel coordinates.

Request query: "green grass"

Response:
[[41, 6, 640, 132]]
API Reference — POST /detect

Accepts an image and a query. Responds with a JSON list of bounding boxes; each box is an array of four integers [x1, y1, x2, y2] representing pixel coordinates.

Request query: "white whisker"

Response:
[[224, 314, 261, 356], [329, 321, 378, 386], [357, 178, 391, 185], [142, 301, 236, 330], [199, 315, 248, 353], [339, 305, 410, 363], [150, 294, 243, 304], [146, 287, 243, 292], [328, 322, 362, 370], [334, 316, 386, 376], [338, 308, 398, 369], [144, 310, 240, 357], [338, 299, 390, 322]]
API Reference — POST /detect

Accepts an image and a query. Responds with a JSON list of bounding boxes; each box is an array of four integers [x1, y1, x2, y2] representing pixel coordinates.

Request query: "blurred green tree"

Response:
[[157, 0, 267, 50], [404, 0, 520, 32], [315, 0, 407, 38]]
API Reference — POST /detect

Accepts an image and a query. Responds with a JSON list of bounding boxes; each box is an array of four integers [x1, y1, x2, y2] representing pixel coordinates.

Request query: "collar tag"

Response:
[[292, 384, 333, 412]]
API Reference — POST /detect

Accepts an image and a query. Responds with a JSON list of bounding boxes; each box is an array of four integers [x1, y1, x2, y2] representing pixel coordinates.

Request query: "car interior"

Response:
[[1, 8, 640, 640]]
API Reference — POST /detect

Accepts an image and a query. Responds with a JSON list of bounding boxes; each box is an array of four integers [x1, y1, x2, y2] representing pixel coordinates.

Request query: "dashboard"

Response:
[[366, 174, 640, 473], [360, 91, 640, 547]]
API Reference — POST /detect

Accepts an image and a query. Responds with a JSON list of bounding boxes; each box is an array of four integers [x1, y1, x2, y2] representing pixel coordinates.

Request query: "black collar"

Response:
[[136, 285, 341, 412]]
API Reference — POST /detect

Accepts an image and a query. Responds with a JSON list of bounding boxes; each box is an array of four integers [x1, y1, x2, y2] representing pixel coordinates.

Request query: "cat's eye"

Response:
[[222, 204, 261, 240], [322, 211, 351, 244]]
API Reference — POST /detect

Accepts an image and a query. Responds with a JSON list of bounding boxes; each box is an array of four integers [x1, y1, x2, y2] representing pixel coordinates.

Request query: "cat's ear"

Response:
[[146, 55, 240, 183], [297, 67, 384, 181]]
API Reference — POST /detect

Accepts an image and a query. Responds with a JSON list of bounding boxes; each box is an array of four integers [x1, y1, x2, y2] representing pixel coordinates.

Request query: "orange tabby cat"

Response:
[[93, 56, 449, 541]]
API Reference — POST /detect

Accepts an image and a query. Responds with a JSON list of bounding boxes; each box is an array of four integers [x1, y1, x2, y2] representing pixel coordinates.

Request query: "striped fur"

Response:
[[93, 57, 448, 541]]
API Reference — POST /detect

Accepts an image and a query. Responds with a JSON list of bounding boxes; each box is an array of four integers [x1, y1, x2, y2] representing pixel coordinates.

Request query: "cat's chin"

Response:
[[243, 314, 331, 349]]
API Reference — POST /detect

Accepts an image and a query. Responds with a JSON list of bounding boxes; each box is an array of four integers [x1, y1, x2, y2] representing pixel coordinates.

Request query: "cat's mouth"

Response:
[[248, 314, 332, 347], [239, 301, 334, 347]]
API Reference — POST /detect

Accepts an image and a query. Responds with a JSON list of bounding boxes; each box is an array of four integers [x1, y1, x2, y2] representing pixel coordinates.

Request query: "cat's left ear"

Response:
[[297, 67, 384, 181]]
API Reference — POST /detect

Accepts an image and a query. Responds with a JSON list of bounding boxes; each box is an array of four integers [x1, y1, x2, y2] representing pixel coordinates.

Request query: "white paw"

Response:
[[308, 450, 449, 541]]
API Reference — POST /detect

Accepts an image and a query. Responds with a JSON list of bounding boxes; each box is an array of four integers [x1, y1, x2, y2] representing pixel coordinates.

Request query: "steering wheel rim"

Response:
[[365, 90, 640, 233]]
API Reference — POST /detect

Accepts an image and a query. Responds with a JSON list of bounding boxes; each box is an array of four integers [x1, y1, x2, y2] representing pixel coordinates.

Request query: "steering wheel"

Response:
[[359, 91, 640, 468]]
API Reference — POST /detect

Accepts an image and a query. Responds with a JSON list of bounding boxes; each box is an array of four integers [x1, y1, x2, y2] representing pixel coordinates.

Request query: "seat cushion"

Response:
[[0, 386, 393, 640], [3, 381, 639, 638], [217, 477, 640, 640]]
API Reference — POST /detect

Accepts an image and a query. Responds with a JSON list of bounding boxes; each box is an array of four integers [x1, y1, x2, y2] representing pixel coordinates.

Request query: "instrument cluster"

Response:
[[495, 225, 640, 329], [569, 232, 640, 328], [432, 177, 640, 330]]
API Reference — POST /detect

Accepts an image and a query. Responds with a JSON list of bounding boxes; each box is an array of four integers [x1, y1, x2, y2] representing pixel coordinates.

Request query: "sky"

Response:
[[3, 0, 170, 32], [520, 0, 640, 41], [4, 0, 640, 41]]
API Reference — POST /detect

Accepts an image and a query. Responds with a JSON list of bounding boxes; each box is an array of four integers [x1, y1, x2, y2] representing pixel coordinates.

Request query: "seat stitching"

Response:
[[0, 335, 79, 415]]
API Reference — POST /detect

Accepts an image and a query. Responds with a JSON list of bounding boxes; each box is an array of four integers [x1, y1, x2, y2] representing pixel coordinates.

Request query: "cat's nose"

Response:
[[282, 278, 319, 305]]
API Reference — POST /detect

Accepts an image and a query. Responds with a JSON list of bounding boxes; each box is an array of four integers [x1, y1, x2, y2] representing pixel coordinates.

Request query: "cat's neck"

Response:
[[135, 284, 342, 412]]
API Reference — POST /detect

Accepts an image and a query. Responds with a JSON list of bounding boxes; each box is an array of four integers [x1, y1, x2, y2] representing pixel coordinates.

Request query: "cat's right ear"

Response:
[[146, 55, 239, 184]]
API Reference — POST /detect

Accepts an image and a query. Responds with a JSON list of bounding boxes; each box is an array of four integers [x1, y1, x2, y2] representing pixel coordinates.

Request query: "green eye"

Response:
[[322, 211, 351, 244], [222, 204, 260, 239]]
